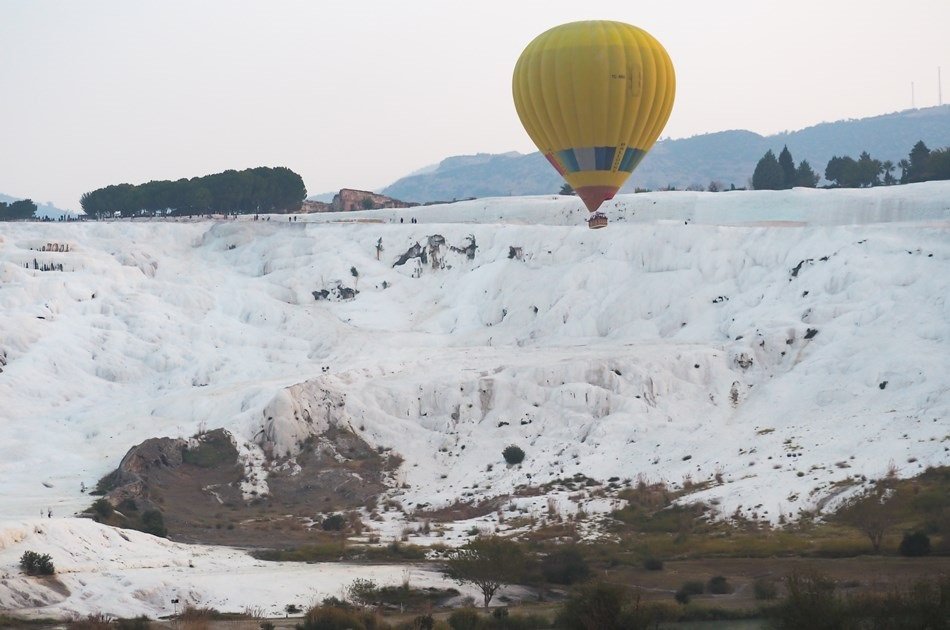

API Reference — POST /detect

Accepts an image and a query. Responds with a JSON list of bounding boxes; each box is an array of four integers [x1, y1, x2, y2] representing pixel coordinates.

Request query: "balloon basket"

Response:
[[587, 214, 608, 229]]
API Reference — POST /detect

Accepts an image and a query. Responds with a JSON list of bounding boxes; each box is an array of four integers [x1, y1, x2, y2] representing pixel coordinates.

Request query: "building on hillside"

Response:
[[300, 189, 416, 213], [331, 189, 417, 212]]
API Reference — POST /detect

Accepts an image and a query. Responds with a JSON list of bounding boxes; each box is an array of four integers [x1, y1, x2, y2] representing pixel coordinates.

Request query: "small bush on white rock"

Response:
[[20, 550, 55, 576], [502, 445, 525, 465]]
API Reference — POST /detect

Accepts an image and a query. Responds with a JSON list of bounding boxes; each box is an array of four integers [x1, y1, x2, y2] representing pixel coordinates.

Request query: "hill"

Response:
[[0, 193, 80, 220], [2, 183, 947, 518], [381, 106, 950, 201], [0, 183, 947, 617]]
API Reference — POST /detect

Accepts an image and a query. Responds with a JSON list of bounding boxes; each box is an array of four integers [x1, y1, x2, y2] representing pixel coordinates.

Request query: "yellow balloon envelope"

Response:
[[513, 21, 675, 222]]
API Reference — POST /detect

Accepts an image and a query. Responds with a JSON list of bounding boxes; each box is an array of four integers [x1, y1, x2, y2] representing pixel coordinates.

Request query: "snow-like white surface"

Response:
[[0, 519, 486, 618], [1, 182, 948, 617]]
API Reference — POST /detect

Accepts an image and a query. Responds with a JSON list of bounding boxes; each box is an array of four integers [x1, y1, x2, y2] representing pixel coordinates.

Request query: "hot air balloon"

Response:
[[512, 21, 675, 229]]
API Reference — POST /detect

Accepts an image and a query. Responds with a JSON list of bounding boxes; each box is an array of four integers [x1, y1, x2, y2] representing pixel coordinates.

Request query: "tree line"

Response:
[[0, 199, 38, 221], [80, 166, 306, 217], [751, 146, 821, 190], [753, 140, 950, 190]]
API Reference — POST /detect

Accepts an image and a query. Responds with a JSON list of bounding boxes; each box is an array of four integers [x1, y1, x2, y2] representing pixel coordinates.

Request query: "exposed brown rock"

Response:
[[89, 426, 396, 547]]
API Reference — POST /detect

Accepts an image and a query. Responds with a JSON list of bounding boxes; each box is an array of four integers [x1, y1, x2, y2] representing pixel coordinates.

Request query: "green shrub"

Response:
[[612, 502, 705, 534], [368, 541, 428, 561], [91, 498, 114, 518], [254, 541, 427, 563], [883, 575, 949, 628], [347, 578, 379, 606], [674, 580, 703, 604], [299, 605, 367, 630], [768, 571, 845, 630], [707, 575, 732, 594], [899, 531, 931, 556], [502, 613, 549, 629], [178, 606, 222, 622], [114, 616, 151, 630], [753, 577, 778, 600], [19, 550, 55, 576], [558, 581, 667, 629], [480, 612, 548, 629], [555, 582, 626, 629], [642, 557, 664, 571], [322, 513, 347, 531], [409, 613, 434, 630], [140, 509, 167, 537], [181, 429, 238, 468], [502, 445, 525, 465], [448, 608, 480, 630], [541, 546, 590, 585], [65, 612, 112, 629]]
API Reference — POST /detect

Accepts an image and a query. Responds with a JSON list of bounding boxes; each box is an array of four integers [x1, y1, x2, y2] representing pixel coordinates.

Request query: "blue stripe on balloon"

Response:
[[595, 146, 616, 170], [557, 149, 580, 173], [556, 146, 644, 173]]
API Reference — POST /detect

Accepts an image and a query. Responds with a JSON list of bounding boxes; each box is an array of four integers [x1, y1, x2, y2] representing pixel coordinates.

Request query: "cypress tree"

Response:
[[927, 147, 950, 180], [752, 150, 784, 190], [795, 160, 819, 188], [903, 141, 931, 183], [778, 146, 797, 189]]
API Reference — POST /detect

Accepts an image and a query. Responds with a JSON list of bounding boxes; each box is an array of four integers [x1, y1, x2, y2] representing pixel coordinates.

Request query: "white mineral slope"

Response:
[[0, 182, 948, 616], [313, 180, 950, 227], [0, 518, 485, 618], [0, 183, 947, 519]]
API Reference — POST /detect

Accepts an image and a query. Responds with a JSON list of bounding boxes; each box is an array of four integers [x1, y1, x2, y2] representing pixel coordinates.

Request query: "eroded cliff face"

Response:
[[89, 426, 399, 546]]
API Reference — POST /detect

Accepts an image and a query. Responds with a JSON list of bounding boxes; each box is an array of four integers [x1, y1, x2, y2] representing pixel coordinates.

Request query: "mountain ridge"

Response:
[[381, 106, 950, 202]]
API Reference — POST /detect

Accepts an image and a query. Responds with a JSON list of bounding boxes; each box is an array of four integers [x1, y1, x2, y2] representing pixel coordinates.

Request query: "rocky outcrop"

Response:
[[96, 429, 241, 513], [104, 435, 186, 506], [88, 425, 397, 546], [450, 235, 477, 260], [393, 234, 477, 269], [392, 242, 427, 268], [313, 284, 359, 301]]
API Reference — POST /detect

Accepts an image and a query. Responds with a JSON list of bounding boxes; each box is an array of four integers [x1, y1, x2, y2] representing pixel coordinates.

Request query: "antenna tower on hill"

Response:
[[939, 67, 943, 106], [911, 81, 916, 108]]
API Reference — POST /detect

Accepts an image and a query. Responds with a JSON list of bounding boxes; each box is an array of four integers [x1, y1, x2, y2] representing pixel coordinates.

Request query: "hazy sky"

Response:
[[2, 0, 948, 210]]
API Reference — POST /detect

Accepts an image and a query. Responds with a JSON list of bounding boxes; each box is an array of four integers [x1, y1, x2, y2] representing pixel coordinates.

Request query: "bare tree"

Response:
[[445, 536, 526, 607], [837, 482, 903, 552]]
